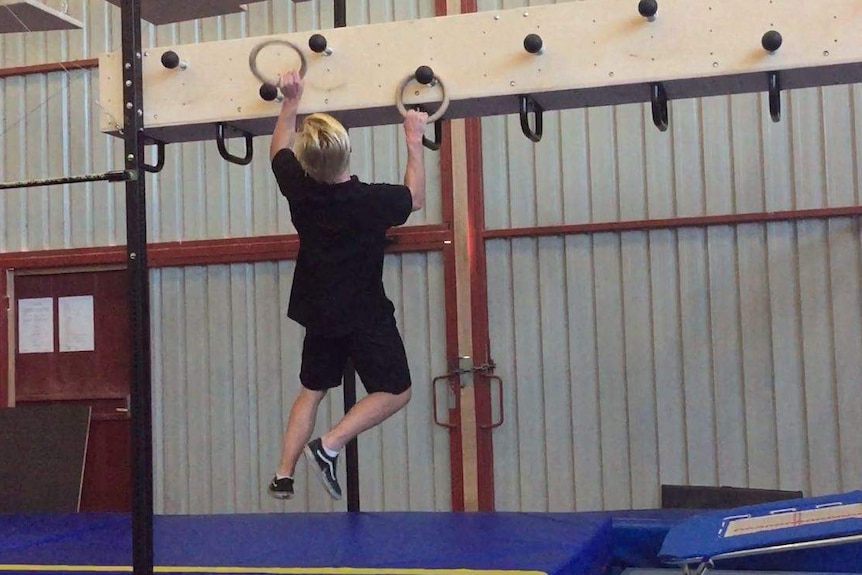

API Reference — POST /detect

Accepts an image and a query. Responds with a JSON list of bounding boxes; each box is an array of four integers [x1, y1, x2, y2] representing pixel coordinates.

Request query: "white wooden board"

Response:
[[98, 0, 862, 143]]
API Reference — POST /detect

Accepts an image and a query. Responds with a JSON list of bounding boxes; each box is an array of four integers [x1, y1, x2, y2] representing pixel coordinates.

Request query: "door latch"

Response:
[[432, 356, 504, 430]]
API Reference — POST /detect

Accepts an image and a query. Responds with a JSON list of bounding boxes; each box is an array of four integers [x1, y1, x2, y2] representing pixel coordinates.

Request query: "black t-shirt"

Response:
[[272, 149, 413, 336]]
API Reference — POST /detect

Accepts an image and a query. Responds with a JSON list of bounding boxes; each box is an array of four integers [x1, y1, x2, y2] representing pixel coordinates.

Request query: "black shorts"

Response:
[[299, 316, 412, 395]]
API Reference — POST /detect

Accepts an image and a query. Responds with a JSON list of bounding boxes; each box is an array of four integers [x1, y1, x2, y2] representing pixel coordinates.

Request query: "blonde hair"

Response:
[[294, 113, 351, 183]]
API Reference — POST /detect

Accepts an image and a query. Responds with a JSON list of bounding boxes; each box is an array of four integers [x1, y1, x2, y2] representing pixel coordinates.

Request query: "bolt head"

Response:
[[762, 30, 783, 53], [638, 0, 658, 18]]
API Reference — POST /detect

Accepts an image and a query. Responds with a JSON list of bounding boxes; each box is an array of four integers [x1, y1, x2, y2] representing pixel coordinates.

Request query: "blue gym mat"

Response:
[[0, 512, 614, 575], [659, 491, 862, 573]]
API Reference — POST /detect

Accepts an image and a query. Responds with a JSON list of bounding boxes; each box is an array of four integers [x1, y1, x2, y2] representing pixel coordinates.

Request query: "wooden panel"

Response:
[[98, 0, 862, 142], [14, 270, 129, 402], [0, 1, 82, 33], [80, 417, 130, 512]]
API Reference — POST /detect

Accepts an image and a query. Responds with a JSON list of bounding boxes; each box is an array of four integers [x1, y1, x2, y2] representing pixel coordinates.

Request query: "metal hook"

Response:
[[142, 139, 166, 173], [519, 94, 543, 142], [424, 119, 443, 151], [413, 105, 443, 151], [768, 71, 781, 122], [216, 123, 254, 166], [651, 82, 669, 132]]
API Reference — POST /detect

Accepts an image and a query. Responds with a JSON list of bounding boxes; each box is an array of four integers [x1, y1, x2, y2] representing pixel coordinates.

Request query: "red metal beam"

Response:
[[464, 115, 495, 512], [0, 225, 450, 410], [0, 225, 450, 271], [0, 58, 98, 79], [482, 206, 862, 239], [0, 270, 7, 408]]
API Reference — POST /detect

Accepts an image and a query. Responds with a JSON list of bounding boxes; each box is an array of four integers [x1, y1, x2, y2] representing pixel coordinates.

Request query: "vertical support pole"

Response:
[[334, 0, 346, 29], [342, 360, 360, 512], [122, 1, 154, 574], [332, 0, 360, 514], [0, 271, 8, 408]]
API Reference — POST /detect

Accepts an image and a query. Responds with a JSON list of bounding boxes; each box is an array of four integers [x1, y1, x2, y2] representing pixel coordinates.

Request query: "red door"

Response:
[[14, 268, 131, 512]]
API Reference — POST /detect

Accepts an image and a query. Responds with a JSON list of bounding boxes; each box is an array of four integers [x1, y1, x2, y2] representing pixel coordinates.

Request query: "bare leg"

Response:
[[277, 387, 326, 476], [322, 388, 411, 452]]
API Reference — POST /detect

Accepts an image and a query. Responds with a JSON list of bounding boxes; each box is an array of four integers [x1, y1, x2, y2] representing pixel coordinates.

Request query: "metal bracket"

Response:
[[651, 82, 669, 131], [768, 71, 781, 122], [519, 94, 544, 142], [450, 356, 497, 385], [412, 105, 443, 151], [432, 357, 504, 429], [142, 138, 166, 173], [216, 122, 254, 166]]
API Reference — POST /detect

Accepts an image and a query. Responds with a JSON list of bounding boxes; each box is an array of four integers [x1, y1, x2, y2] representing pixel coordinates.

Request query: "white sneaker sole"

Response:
[[304, 445, 343, 501], [267, 488, 294, 500]]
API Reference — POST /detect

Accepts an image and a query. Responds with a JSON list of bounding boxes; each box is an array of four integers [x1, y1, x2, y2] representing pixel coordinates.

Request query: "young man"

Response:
[[267, 70, 428, 500]]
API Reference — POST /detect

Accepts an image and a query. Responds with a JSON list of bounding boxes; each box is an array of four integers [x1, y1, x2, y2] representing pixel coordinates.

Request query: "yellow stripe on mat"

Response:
[[0, 566, 547, 575]]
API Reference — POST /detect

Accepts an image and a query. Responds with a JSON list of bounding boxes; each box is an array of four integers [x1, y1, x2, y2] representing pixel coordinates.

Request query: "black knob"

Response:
[[161, 50, 180, 69], [415, 65, 435, 85], [762, 30, 783, 53], [524, 33, 543, 54], [309, 33, 328, 54], [638, 0, 658, 18], [259, 83, 278, 101]]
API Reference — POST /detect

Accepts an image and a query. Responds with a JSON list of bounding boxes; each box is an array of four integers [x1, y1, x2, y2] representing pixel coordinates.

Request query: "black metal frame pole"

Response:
[[121, 1, 154, 575], [342, 360, 360, 512], [332, 0, 360, 514], [334, 0, 346, 28]]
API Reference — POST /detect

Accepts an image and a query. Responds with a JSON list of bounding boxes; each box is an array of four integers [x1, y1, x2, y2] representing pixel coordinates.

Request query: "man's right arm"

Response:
[[270, 71, 303, 161], [402, 110, 428, 212]]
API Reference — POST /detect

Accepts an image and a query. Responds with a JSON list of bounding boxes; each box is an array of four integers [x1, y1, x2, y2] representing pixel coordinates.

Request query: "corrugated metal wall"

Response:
[[1, 0, 446, 513], [481, 0, 862, 512], [5, 0, 862, 515], [151, 253, 450, 514], [1, 0, 441, 251]]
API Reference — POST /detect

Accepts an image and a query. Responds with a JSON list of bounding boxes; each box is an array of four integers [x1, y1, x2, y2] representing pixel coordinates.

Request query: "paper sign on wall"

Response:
[[59, 296, 95, 352], [18, 298, 54, 354]]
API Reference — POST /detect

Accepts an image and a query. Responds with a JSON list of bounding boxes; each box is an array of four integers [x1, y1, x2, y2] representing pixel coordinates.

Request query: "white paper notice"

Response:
[[18, 298, 54, 354], [59, 295, 95, 352]]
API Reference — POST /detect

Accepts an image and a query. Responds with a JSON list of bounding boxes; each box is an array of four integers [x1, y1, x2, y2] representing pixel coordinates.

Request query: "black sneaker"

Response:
[[304, 438, 342, 500], [267, 476, 294, 500]]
